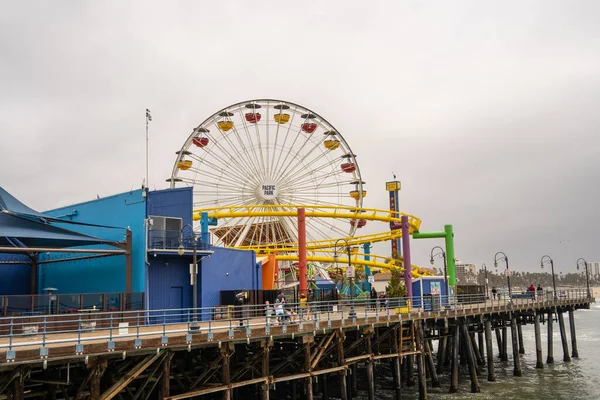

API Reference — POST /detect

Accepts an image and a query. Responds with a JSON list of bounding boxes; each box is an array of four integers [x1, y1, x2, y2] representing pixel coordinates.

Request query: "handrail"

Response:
[[0, 288, 592, 362]]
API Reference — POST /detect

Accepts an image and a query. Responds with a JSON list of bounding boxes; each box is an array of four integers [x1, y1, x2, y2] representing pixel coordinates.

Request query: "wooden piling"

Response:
[[222, 346, 232, 400], [484, 319, 496, 382], [547, 310, 554, 364], [510, 315, 522, 377], [478, 331, 485, 363], [393, 328, 403, 400], [160, 351, 172, 399], [305, 341, 314, 400], [501, 326, 509, 362], [470, 331, 485, 367], [568, 308, 579, 358], [366, 335, 375, 400], [262, 342, 271, 400], [557, 310, 571, 363], [534, 311, 543, 369], [450, 325, 459, 393], [495, 328, 502, 359], [461, 321, 480, 393], [351, 363, 358, 394], [406, 355, 415, 387], [337, 332, 348, 400], [322, 374, 329, 400], [517, 322, 525, 354], [444, 330, 452, 367], [437, 328, 447, 370], [424, 335, 440, 387], [416, 321, 428, 399]]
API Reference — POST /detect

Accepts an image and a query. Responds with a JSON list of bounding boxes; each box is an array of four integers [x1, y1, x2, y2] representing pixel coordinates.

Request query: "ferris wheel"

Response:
[[168, 99, 367, 249]]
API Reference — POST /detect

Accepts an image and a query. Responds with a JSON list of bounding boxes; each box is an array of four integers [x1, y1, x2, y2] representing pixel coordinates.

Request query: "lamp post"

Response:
[[540, 255, 557, 300], [481, 263, 489, 299], [334, 238, 356, 318], [429, 246, 449, 296], [494, 252, 511, 299], [178, 224, 199, 330], [576, 258, 591, 298]]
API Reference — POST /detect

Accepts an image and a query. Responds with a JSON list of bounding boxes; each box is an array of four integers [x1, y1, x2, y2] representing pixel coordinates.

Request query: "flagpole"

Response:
[[145, 109, 151, 191]]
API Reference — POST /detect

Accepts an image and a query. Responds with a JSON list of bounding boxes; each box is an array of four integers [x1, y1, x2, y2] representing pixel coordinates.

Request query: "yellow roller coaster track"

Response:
[[194, 204, 421, 230], [274, 252, 432, 278], [193, 204, 433, 277]]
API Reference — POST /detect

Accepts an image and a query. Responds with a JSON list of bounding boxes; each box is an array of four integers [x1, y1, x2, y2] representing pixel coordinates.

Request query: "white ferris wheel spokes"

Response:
[[169, 99, 366, 250]]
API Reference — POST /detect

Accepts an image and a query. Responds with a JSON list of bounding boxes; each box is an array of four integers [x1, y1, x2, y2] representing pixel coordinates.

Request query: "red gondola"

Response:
[[192, 137, 209, 148], [301, 123, 317, 133], [341, 162, 356, 173], [350, 219, 367, 228], [245, 113, 262, 123]]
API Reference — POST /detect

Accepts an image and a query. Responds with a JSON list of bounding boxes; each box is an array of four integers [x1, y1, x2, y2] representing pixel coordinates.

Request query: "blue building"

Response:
[[0, 186, 261, 315]]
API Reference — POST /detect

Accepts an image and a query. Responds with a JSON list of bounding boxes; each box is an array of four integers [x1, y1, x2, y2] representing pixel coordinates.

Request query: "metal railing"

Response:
[[0, 288, 592, 362], [0, 292, 144, 317], [147, 230, 211, 251]]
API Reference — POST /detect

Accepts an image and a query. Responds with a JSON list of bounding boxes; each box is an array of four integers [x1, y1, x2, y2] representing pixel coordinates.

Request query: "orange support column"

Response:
[[298, 208, 308, 296]]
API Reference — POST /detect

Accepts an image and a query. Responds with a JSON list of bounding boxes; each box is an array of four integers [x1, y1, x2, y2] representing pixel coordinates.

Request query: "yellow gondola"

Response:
[[349, 190, 367, 200], [323, 139, 341, 150], [274, 113, 290, 124], [217, 121, 234, 131], [177, 160, 192, 170]]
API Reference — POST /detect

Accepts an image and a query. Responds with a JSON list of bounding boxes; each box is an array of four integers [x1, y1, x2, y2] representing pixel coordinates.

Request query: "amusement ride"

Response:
[[167, 99, 434, 295]]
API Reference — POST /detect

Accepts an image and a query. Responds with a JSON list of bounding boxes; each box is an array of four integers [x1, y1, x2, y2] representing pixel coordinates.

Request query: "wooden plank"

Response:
[[99, 352, 163, 400], [310, 331, 336, 370], [164, 377, 269, 399]]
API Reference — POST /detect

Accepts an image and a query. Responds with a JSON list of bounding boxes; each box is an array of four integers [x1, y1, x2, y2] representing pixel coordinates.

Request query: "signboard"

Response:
[[346, 266, 355, 279], [386, 181, 401, 191], [368, 275, 375, 284], [504, 269, 511, 277], [430, 281, 441, 295]]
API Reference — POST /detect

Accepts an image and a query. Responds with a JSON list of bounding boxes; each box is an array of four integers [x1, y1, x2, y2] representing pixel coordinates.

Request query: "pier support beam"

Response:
[[510, 315, 522, 377], [547, 311, 554, 364], [534, 311, 544, 369], [337, 332, 348, 400], [495, 328, 502, 359], [470, 331, 485, 367], [568, 308, 579, 358], [450, 325, 459, 393], [437, 328, 447, 371], [392, 328, 403, 400], [262, 341, 271, 400], [406, 355, 415, 387], [424, 335, 440, 387], [321, 375, 329, 400], [304, 340, 314, 400], [484, 319, 496, 382], [416, 321, 427, 400], [557, 310, 571, 363], [222, 346, 232, 400], [501, 327, 508, 362], [366, 335, 375, 400], [462, 322, 480, 393], [517, 322, 525, 354], [478, 331, 485, 363], [160, 352, 172, 399]]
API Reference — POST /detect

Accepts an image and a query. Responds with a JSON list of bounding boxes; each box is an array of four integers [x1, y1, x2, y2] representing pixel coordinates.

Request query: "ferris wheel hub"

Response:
[[257, 180, 279, 201]]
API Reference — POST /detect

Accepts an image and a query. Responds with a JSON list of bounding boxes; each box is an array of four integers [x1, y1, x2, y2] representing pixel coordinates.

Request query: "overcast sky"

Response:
[[1, 1, 599, 274]]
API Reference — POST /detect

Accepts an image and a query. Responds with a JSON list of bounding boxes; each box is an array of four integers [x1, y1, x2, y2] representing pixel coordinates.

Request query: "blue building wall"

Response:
[[147, 255, 193, 311], [0, 254, 31, 295], [200, 247, 260, 310], [40, 190, 146, 294], [147, 187, 193, 227]]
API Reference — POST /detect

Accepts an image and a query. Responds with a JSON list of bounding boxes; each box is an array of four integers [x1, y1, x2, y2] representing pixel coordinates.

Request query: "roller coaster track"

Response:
[[194, 204, 433, 277]]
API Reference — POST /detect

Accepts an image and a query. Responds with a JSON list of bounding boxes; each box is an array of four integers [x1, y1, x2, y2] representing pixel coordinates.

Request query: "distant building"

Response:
[[587, 261, 600, 277], [455, 260, 478, 284]]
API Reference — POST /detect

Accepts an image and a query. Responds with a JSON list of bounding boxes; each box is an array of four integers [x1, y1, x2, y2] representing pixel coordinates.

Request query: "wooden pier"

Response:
[[0, 291, 593, 399]]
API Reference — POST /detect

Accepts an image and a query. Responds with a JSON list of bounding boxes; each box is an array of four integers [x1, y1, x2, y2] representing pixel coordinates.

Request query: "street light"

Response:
[[576, 258, 591, 298], [178, 224, 200, 331], [481, 263, 489, 299], [494, 252, 511, 298], [334, 238, 356, 318], [540, 255, 557, 300], [429, 246, 449, 296]]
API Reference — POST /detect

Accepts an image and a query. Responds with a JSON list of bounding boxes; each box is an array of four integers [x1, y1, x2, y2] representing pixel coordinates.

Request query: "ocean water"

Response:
[[357, 304, 600, 400]]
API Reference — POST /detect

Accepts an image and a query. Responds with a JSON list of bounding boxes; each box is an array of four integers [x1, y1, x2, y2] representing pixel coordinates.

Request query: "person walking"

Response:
[[491, 286, 497, 300], [370, 287, 378, 310]]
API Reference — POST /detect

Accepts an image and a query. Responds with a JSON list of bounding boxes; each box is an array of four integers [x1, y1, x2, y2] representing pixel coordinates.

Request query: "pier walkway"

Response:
[[0, 289, 593, 399]]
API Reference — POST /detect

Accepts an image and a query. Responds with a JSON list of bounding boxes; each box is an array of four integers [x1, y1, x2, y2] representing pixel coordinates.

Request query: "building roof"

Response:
[[0, 187, 114, 249]]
